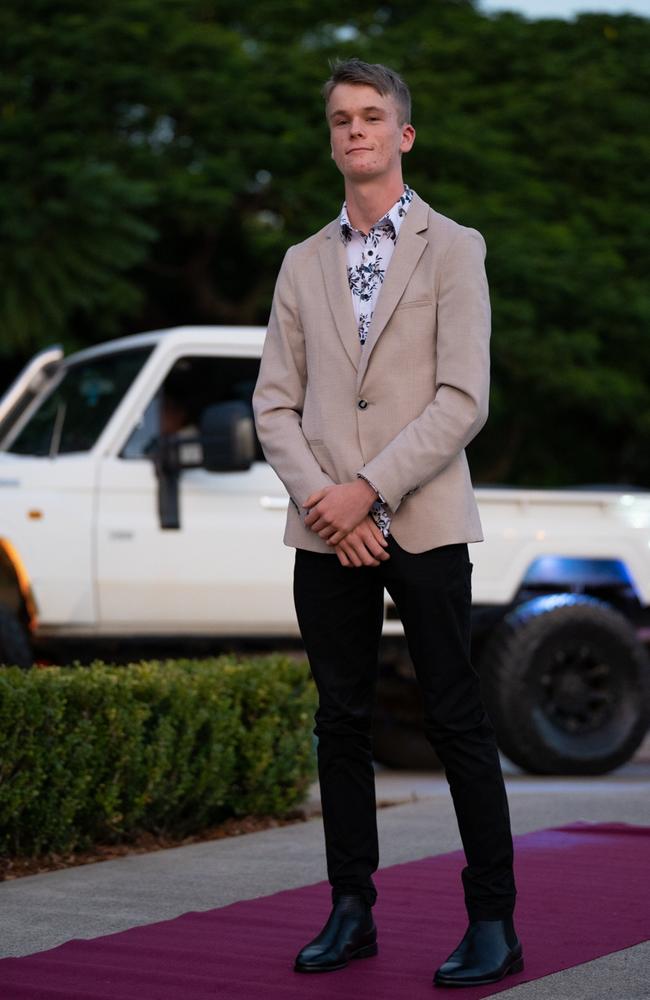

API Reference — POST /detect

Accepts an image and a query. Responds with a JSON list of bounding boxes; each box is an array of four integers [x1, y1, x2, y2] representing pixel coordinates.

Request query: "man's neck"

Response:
[[343, 177, 406, 235]]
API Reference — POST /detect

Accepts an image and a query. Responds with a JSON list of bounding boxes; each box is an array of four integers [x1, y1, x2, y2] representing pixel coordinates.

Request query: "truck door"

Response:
[[95, 352, 297, 635], [1, 348, 152, 628]]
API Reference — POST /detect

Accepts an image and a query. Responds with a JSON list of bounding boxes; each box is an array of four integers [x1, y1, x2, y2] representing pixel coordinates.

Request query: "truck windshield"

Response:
[[6, 348, 152, 456]]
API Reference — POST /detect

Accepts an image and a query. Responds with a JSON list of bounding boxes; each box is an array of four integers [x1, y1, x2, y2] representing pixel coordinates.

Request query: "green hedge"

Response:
[[0, 655, 317, 856]]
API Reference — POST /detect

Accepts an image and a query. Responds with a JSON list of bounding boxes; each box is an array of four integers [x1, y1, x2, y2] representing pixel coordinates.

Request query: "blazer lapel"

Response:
[[318, 223, 361, 370], [356, 194, 429, 387]]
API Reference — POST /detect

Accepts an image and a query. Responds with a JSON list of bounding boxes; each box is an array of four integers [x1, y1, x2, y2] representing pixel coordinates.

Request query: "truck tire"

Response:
[[480, 594, 650, 775], [0, 604, 33, 668]]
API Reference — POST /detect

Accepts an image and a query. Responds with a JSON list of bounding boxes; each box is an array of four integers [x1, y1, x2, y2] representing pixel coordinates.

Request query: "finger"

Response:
[[359, 533, 390, 560], [304, 510, 325, 528], [318, 525, 338, 540], [335, 547, 351, 567], [363, 521, 390, 558], [311, 514, 346, 535], [357, 524, 390, 559], [339, 539, 363, 568], [304, 507, 321, 526], [308, 515, 333, 533], [327, 528, 348, 546], [347, 535, 380, 567], [303, 488, 328, 509], [366, 518, 388, 546]]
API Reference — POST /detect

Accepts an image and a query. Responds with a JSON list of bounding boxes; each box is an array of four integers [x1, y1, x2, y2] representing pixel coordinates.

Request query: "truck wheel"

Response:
[[480, 595, 650, 775], [0, 604, 33, 668]]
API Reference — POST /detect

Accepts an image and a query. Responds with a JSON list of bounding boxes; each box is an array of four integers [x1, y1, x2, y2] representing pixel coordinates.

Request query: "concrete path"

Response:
[[1, 749, 649, 998]]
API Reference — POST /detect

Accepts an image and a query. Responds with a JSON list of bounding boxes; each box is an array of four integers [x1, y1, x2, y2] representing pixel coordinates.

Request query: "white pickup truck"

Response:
[[1, 326, 649, 776]]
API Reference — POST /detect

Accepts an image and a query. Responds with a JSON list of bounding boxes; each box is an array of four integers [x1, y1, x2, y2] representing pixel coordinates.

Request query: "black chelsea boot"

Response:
[[433, 917, 523, 987], [294, 894, 378, 973]]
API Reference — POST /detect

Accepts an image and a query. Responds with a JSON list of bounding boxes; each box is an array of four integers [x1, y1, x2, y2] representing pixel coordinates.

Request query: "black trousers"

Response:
[[293, 537, 516, 921]]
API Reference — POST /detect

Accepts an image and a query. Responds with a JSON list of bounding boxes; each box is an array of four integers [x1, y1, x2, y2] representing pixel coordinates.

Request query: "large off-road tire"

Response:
[[480, 595, 650, 775], [0, 604, 33, 668]]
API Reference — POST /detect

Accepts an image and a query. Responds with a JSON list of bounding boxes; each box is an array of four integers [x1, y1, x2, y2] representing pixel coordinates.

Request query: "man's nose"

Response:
[[350, 118, 366, 136]]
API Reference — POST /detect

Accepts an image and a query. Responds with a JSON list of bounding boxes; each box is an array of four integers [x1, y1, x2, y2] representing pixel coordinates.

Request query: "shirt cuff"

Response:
[[357, 473, 389, 508]]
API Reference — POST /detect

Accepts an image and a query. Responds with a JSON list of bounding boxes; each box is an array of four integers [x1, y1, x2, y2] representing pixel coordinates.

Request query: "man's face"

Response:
[[326, 83, 415, 184]]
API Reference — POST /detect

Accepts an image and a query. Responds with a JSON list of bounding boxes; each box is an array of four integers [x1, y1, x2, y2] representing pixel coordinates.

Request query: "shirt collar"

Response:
[[339, 185, 414, 244]]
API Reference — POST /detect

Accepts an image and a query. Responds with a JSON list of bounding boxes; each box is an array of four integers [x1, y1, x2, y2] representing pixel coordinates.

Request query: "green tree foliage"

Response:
[[1, 1, 648, 485]]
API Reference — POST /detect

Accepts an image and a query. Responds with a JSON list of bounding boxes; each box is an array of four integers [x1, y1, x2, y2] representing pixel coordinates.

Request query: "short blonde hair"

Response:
[[322, 58, 412, 125]]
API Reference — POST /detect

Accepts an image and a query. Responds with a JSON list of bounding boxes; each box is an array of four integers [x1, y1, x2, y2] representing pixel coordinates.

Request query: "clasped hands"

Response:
[[303, 481, 390, 568]]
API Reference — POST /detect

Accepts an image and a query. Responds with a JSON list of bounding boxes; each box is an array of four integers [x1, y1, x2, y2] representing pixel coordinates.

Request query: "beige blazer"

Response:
[[252, 192, 490, 554]]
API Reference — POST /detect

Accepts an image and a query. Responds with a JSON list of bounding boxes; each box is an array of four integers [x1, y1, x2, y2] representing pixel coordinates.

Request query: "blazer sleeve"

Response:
[[253, 246, 336, 510], [358, 228, 491, 513]]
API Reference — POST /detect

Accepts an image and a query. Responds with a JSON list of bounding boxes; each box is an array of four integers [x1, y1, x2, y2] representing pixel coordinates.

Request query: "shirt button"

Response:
[[358, 399, 368, 410]]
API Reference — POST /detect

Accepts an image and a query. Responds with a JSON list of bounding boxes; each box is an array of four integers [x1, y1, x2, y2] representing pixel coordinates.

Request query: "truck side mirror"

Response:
[[200, 401, 256, 473], [153, 401, 256, 530]]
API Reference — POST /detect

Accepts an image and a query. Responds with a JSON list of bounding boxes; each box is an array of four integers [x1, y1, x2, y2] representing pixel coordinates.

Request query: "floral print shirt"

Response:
[[339, 184, 414, 536]]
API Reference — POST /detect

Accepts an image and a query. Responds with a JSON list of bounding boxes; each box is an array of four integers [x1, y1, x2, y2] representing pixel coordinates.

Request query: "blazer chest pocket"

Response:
[[393, 297, 436, 342], [396, 297, 433, 311]]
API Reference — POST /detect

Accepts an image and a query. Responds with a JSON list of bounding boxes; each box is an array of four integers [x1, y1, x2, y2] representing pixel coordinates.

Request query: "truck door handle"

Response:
[[260, 496, 289, 510]]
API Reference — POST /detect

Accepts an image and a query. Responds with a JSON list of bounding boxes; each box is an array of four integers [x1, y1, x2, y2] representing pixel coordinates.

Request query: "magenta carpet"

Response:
[[0, 823, 648, 999]]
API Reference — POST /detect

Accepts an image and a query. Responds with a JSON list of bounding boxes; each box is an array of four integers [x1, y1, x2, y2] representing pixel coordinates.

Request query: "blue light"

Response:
[[523, 593, 586, 614], [523, 557, 634, 588]]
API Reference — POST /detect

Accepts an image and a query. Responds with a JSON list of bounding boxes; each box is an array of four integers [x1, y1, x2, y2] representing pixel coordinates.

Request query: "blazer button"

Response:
[[358, 399, 368, 410]]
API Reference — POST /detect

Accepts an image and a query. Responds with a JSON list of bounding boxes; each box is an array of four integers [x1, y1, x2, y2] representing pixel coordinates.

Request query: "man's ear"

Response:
[[400, 123, 416, 154]]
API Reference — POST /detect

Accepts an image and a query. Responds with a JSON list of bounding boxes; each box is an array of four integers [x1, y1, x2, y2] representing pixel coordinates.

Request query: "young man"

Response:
[[253, 59, 521, 988]]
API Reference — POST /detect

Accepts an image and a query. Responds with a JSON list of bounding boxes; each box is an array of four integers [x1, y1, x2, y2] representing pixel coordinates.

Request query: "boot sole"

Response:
[[433, 954, 524, 988], [294, 940, 378, 973]]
